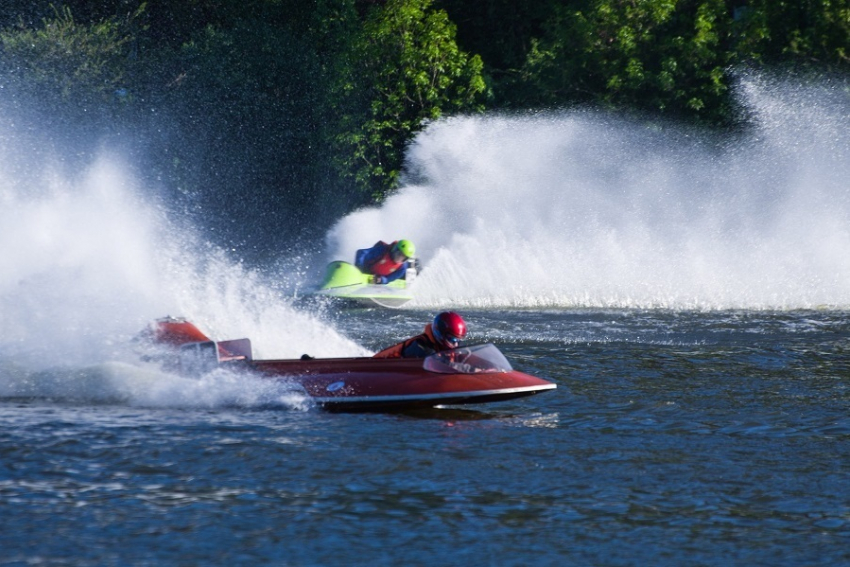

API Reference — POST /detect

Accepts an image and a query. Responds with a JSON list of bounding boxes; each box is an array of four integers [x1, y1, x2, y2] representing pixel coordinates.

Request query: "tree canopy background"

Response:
[[0, 0, 847, 258]]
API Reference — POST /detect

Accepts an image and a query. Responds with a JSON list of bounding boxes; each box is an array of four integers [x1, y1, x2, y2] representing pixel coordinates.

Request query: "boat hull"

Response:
[[313, 261, 414, 308], [146, 318, 557, 412], [252, 356, 556, 411], [312, 285, 414, 308]]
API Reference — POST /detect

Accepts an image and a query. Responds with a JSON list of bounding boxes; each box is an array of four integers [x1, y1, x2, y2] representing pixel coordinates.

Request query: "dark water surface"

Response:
[[2, 309, 849, 566]]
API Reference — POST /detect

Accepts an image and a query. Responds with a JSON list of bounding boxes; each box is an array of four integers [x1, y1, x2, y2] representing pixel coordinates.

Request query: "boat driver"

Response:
[[373, 312, 467, 358], [354, 239, 416, 285]]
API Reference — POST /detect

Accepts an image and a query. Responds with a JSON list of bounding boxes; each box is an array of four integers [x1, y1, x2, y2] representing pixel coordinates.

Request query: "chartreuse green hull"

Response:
[[313, 261, 414, 308]]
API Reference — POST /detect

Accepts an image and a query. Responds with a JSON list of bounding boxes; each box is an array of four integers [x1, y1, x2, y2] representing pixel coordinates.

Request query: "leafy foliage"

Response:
[[0, 4, 143, 107], [439, 0, 848, 124], [502, 0, 735, 123], [0, 0, 846, 253], [332, 0, 486, 202], [731, 0, 850, 70]]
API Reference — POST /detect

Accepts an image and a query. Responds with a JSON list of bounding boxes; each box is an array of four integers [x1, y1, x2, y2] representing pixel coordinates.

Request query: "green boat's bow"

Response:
[[314, 261, 414, 308], [319, 261, 372, 289]]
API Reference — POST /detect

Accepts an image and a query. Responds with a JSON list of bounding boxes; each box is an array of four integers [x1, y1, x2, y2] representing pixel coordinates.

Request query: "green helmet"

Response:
[[394, 239, 415, 259]]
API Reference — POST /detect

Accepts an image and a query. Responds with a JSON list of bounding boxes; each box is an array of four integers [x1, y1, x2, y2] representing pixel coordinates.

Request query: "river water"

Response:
[[2, 308, 849, 566], [2, 74, 850, 565]]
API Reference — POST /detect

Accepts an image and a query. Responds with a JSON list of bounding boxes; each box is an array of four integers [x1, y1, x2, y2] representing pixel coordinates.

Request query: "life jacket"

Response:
[[363, 241, 404, 277], [373, 324, 440, 359]]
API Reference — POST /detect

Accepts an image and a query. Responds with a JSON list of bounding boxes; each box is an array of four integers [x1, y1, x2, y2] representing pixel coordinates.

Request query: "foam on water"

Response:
[[326, 74, 850, 309], [0, 361, 313, 410]]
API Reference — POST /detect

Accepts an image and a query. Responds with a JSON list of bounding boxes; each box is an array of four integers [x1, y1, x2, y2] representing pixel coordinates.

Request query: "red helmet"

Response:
[[432, 312, 467, 348]]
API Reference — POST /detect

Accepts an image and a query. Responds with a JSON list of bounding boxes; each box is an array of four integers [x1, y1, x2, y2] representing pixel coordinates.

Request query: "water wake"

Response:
[[327, 74, 850, 309], [0, 124, 365, 407]]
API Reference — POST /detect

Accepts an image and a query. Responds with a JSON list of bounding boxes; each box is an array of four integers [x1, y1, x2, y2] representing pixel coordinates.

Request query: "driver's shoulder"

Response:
[[401, 337, 436, 358]]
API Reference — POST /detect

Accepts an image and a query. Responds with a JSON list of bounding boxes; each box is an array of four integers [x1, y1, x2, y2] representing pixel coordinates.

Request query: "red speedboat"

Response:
[[145, 317, 557, 411]]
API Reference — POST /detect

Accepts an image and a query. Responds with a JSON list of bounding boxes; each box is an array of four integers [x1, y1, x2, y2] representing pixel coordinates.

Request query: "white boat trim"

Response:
[[311, 383, 557, 405]]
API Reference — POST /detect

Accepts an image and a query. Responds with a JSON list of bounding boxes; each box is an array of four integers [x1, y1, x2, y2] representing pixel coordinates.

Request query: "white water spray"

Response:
[[0, 125, 366, 407], [327, 75, 850, 309]]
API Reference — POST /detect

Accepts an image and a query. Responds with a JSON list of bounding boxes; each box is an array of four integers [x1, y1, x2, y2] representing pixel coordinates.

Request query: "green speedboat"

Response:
[[312, 261, 415, 308]]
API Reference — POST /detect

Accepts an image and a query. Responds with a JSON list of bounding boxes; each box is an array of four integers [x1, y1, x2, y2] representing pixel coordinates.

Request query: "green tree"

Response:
[[332, 0, 487, 202], [0, 4, 143, 109], [512, 0, 734, 124], [731, 0, 850, 71]]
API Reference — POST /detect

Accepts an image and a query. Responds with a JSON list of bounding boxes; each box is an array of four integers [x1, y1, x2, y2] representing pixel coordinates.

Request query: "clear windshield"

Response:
[[423, 344, 513, 374]]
